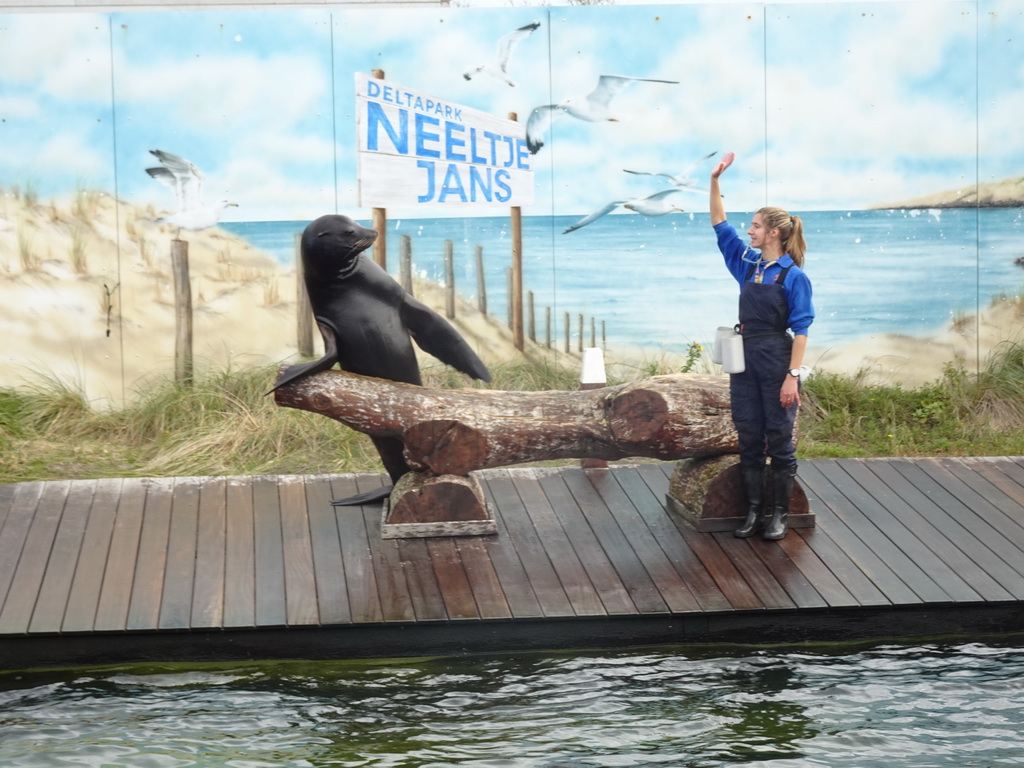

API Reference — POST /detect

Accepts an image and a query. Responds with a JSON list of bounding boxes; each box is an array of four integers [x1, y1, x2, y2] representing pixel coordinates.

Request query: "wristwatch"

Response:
[[788, 368, 801, 378]]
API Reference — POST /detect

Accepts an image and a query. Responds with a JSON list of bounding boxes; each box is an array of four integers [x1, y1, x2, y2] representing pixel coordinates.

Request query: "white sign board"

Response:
[[356, 72, 534, 208]]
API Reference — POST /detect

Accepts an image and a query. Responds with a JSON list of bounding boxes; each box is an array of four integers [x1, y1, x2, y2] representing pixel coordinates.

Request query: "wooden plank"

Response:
[[536, 470, 640, 615], [588, 469, 702, 613], [786, 467, 891, 607], [0, 480, 70, 633], [397, 537, 448, 621], [354, 473, 413, 623], [0, 481, 19, 532], [799, 461, 952, 603], [972, 457, 1024, 510], [712, 533, 799, 609], [632, 464, 762, 611], [0, 482, 45, 618], [278, 476, 319, 626], [617, 464, 734, 613], [159, 478, 201, 630], [94, 479, 147, 632], [191, 477, 227, 629], [826, 460, 983, 602], [62, 477, 123, 632], [890, 458, 1024, 589], [455, 535, 513, 620], [473, 473, 544, 619], [253, 476, 287, 628], [934, 458, 1024, 541], [127, 478, 174, 631], [361, 502, 415, 623], [743, 536, 833, 609], [787, 463, 924, 605], [331, 475, 383, 623], [510, 469, 607, 616], [852, 459, 1019, 601], [427, 538, 480, 620], [305, 475, 353, 625], [480, 471, 572, 618], [556, 469, 667, 614], [781, 526, 887, 607], [223, 477, 256, 628], [28, 480, 95, 633]]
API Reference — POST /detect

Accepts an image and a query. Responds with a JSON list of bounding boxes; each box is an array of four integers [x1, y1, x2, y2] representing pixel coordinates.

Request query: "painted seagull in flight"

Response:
[[563, 188, 687, 234], [463, 21, 541, 87], [623, 150, 719, 192], [526, 74, 679, 154], [145, 149, 237, 235]]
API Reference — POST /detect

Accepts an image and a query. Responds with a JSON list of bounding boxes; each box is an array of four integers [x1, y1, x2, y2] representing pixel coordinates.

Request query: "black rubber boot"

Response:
[[734, 466, 766, 538], [764, 464, 797, 540]]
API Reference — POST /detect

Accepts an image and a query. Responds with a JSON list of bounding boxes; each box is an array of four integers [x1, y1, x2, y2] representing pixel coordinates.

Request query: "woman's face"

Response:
[[747, 213, 780, 250]]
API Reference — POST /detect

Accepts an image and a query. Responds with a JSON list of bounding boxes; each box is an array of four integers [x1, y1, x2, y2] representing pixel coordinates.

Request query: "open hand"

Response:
[[711, 151, 735, 179]]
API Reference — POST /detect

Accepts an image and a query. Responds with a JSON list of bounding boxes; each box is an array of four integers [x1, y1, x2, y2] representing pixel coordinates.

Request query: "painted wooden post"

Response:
[[171, 239, 193, 384], [507, 269, 514, 328], [527, 290, 535, 343], [295, 232, 313, 358], [508, 111, 524, 352], [475, 245, 486, 315], [400, 234, 413, 295], [444, 239, 455, 319], [371, 68, 387, 270], [563, 311, 570, 353]]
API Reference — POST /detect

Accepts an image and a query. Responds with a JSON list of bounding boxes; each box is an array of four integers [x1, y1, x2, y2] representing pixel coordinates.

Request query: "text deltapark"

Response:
[[366, 80, 465, 121]]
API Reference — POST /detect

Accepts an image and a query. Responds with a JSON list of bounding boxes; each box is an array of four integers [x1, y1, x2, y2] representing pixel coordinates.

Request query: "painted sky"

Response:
[[0, 0, 1021, 222]]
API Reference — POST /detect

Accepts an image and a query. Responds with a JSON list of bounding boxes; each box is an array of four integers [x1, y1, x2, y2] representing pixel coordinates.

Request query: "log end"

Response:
[[403, 420, 489, 476], [387, 472, 490, 524], [607, 388, 669, 443]]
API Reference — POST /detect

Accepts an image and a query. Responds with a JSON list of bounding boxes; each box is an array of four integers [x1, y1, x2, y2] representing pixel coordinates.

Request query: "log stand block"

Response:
[[381, 471, 497, 539], [667, 457, 814, 533]]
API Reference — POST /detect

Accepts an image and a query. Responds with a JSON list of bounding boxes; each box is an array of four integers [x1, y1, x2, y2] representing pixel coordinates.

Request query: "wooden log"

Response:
[[273, 368, 739, 476]]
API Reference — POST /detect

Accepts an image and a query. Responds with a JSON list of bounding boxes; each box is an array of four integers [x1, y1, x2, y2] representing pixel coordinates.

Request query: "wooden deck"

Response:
[[2, 457, 1024, 669]]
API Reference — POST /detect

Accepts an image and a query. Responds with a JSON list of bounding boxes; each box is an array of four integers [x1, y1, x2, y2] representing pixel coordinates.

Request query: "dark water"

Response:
[[3, 641, 1024, 767], [224, 208, 1024, 356]]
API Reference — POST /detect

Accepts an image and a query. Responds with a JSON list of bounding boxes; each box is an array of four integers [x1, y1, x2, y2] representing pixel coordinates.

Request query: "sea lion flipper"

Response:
[[329, 485, 394, 507], [401, 296, 492, 382], [267, 322, 340, 393]]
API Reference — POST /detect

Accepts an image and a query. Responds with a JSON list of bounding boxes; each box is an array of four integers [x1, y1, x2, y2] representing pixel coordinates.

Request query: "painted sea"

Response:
[[223, 207, 1024, 361]]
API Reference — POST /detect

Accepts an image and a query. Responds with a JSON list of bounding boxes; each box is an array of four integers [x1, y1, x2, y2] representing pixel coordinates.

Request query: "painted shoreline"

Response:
[[1, 190, 1021, 407]]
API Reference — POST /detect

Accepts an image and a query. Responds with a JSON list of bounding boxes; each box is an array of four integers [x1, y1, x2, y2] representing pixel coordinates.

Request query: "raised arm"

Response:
[[709, 151, 734, 226]]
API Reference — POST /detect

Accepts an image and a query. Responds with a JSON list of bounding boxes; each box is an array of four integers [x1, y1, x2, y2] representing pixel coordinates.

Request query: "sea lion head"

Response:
[[301, 214, 378, 280]]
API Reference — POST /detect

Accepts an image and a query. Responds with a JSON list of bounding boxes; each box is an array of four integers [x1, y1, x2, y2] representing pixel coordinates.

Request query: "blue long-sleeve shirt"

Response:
[[714, 220, 815, 337]]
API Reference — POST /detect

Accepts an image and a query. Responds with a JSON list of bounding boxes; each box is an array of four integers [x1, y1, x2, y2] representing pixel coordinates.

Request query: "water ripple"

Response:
[[2, 641, 1024, 767]]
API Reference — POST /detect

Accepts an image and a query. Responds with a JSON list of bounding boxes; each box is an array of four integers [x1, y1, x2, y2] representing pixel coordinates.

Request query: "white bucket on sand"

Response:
[[581, 347, 606, 387]]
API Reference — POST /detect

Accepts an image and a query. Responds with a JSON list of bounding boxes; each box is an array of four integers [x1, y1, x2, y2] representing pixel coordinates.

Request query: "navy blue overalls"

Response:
[[731, 262, 798, 472]]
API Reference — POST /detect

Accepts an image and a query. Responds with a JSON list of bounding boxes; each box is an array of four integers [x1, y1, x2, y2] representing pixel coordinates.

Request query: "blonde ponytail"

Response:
[[757, 206, 806, 267]]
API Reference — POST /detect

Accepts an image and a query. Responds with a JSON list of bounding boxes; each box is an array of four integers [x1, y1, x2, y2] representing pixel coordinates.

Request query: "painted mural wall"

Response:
[[0, 1, 1022, 405]]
